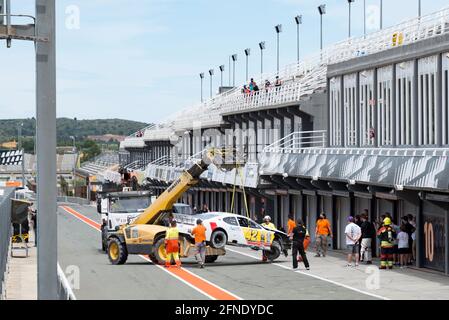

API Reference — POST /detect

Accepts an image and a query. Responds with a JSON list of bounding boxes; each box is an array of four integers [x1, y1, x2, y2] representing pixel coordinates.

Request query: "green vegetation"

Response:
[[0, 118, 149, 158]]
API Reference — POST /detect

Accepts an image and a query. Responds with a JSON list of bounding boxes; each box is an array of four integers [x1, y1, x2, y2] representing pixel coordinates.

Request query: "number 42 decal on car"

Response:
[[242, 228, 273, 245]]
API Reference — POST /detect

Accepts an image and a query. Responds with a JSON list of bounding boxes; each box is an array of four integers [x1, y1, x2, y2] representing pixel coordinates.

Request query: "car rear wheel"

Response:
[[263, 239, 281, 261], [210, 229, 227, 249]]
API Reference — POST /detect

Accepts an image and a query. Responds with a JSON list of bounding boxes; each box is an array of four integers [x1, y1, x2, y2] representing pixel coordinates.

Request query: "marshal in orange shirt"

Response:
[[287, 219, 296, 234], [191, 225, 207, 244], [316, 219, 332, 236]]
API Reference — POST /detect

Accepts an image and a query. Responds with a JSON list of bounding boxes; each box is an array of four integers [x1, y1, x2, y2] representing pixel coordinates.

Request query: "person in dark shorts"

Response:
[[397, 225, 410, 268]]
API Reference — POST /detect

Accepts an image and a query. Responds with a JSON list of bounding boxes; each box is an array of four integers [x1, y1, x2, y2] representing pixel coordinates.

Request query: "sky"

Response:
[[1, 0, 448, 123]]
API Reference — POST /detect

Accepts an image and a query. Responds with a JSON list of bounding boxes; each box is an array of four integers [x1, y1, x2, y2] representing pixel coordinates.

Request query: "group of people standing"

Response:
[[283, 210, 416, 270], [242, 76, 283, 95], [343, 211, 416, 269]]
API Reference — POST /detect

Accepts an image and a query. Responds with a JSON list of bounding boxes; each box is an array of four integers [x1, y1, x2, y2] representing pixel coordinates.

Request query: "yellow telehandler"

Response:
[[106, 148, 243, 265]]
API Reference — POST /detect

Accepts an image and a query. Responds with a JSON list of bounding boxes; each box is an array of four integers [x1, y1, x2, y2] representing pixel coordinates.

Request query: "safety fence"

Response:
[[57, 263, 76, 300], [0, 188, 14, 299], [57, 196, 90, 206]]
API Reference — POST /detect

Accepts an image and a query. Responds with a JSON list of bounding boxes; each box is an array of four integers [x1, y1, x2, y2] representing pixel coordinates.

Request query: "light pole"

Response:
[[219, 65, 225, 87], [199, 72, 204, 102], [380, 0, 383, 29], [363, 0, 366, 38], [259, 41, 265, 76], [275, 24, 282, 74], [295, 15, 302, 62], [318, 5, 326, 55], [418, 0, 421, 18], [209, 69, 214, 98], [231, 54, 237, 87], [228, 56, 231, 86], [244, 48, 250, 82], [348, 0, 355, 38]]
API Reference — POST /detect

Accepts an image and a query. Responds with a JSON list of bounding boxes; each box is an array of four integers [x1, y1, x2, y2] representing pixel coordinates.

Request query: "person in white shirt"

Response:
[[397, 225, 410, 268], [345, 216, 362, 267]]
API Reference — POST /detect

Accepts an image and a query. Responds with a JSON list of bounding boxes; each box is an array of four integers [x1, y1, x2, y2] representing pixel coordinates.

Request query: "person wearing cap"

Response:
[[345, 216, 362, 267], [377, 217, 397, 270], [261, 216, 276, 261], [191, 219, 207, 268], [165, 220, 181, 268]]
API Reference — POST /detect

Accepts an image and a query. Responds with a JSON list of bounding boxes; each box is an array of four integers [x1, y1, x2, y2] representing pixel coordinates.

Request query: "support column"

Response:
[[413, 59, 419, 146], [392, 65, 398, 147], [416, 198, 424, 268], [356, 73, 361, 147], [341, 77, 346, 147], [373, 69, 379, 147], [444, 209, 449, 275], [36, 0, 57, 300], [327, 78, 331, 147], [437, 54, 443, 147]]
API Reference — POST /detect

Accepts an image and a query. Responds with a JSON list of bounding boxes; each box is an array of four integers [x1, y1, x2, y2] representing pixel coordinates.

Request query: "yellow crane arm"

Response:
[[131, 148, 243, 226], [131, 160, 208, 225]]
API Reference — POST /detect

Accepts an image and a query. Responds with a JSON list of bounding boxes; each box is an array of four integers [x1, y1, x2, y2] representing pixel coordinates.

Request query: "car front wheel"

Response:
[[263, 239, 282, 261]]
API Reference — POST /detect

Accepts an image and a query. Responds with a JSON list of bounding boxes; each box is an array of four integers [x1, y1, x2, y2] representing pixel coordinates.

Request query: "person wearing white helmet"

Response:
[[261, 215, 276, 230], [261, 215, 276, 262]]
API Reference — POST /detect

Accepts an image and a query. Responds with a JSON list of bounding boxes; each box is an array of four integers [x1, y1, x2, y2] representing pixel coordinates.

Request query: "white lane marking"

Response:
[[60, 206, 242, 300], [226, 247, 390, 301]]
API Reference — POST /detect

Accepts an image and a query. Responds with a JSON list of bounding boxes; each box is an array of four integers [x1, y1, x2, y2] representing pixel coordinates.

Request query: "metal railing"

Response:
[[57, 263, 76, 300], [0, 188, 14, 299], [57, 196, 90, 206], [263, 130, 327, 153], [127, 123, 156, 138]]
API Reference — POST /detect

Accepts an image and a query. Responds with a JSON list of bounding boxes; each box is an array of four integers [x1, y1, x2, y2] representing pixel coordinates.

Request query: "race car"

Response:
[[174, 212, 290, 261]]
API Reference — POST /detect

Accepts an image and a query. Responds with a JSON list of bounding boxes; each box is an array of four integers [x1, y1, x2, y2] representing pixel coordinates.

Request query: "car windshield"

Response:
[[109, 197, 151, 213]]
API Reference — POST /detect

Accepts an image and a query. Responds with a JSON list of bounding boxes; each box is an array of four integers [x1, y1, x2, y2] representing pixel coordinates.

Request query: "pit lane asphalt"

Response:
[[58, 204, 377, 300]]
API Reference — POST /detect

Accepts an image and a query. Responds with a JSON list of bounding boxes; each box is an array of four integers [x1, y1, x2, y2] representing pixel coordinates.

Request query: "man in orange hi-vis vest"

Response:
[[165, 220, 181, 268]]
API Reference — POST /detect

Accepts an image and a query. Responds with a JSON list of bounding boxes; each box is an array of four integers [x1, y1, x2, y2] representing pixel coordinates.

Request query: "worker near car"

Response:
[[165, 220, 181, 268], [191, 219, 207, 268], [262, 215, 276, 230], [261, 216, 276, 262], [287, 214, 296, 236], [315, 212, 332, 257], [291, 220, 310, 270], [377, 217, 397, 270]]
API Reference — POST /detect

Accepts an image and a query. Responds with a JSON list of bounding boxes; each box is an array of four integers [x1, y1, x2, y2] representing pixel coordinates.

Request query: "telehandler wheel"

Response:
[[205, 255, 218, 263], [263, 239, 281, 262], [107, 237, 128, 265], [101, 225, 107, 252], [153, 237, 168, 265]]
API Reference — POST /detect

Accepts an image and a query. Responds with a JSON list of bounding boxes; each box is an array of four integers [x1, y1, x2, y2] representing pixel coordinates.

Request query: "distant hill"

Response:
[[0, 118, 149, 143]]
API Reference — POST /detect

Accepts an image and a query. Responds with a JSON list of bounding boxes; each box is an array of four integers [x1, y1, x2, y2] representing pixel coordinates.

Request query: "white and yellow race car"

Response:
[[175, 212, 290, 261]]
